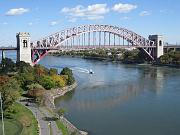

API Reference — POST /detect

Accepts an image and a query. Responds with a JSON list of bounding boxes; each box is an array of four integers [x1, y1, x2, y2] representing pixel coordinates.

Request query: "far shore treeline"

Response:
[[50, 48, 180, 66]]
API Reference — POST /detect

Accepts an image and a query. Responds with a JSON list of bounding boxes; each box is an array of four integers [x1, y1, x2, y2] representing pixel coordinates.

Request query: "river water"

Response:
[[39, 56, 180, 135], [1, 52, 180, 135]]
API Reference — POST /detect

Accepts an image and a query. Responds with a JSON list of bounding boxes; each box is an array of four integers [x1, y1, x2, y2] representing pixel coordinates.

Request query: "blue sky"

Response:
[[0, 0, 180, 46]]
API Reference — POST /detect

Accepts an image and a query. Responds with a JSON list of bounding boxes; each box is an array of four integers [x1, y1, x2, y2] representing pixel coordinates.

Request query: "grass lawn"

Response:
[[0, 119, 22, 135], [0, 102, 39, 135], [55, 119, 69, 135]]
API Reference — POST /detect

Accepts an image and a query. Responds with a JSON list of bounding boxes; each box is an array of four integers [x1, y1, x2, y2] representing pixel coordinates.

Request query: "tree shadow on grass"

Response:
[[42, 116, 58, 121], [19, 98, 36, 103]]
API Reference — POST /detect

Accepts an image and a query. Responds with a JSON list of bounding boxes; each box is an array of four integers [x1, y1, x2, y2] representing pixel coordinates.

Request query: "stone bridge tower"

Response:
[[16, 32, 32, 65], [149, 35, 164, 59]]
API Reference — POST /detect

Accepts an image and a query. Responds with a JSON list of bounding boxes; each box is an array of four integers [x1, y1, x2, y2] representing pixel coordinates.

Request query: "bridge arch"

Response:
[[31, 24, 155, 65]]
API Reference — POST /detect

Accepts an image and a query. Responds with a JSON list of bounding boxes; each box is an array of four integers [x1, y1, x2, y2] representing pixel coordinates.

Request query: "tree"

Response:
[[27, 89, 45, 99], [49, 68, 58, 76], [60, 67, 75, 85], [34, 65, 49, 78], [122, 49, 145, 64], [159, 51, 180, 65], [15, 72, 35, 89], [0, 75, 21, 111], [27, 84, 45, 105], [1, 58, 16, 73], [159, 53, 171, 64], [52, 75, 67, 88], [16, 61, 33, 73], [39, 75, 56, 90], [27, 83, 44, 90]]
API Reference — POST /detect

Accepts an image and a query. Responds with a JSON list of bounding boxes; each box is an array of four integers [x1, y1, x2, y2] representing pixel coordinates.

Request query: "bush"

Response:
[[52, 75, 67, 88], [159, 51, 180, 65], [27, 83, 44, 90], [39, 75, 56, 90], [27, 89, 45, 98]]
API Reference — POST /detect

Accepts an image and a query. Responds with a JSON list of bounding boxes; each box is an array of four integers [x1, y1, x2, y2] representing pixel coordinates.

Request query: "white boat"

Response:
[[89, 69, 94, 74]]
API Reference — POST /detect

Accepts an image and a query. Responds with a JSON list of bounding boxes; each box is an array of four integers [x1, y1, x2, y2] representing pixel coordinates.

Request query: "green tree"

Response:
[[49, 68, 58, 76], [16, 61, 33, 73], [1, 58, 16, 73], [122, 49, 145, 64], [34, 65, 49, 77], [15, 72, 35, 89], [27, 83, 44, 90], [159, 53, 171, 64], [60, 67, 75, 85], [27, 83, 45, 103], [0, 75, 21, 111], [39, 75, 56, 90], [159, 51, 180, 65], [52, 75, 67, 88]]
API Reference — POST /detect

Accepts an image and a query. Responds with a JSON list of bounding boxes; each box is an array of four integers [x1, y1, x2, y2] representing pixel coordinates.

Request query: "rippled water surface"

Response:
[[2, 52, 180, 135], [39, 56, 180, 135]]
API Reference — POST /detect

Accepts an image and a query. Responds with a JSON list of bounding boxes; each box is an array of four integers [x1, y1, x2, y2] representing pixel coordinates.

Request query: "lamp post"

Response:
[[0, 92, 5, 135]]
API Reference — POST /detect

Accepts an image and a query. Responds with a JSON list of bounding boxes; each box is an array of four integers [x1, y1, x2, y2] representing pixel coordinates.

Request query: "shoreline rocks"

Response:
[[44, 82, 88, 135]]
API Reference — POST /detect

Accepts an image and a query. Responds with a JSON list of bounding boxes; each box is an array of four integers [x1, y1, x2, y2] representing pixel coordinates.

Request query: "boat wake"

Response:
[[71, 67, 94, 74]]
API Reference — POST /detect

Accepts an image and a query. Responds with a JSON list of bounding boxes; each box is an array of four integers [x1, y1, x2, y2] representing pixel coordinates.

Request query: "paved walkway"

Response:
[[19, 98, 62, 135], [39, 107, 62, 135]]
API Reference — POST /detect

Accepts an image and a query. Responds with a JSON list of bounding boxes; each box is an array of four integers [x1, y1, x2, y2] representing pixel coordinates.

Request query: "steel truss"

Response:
[[31, 24, 155, 65]]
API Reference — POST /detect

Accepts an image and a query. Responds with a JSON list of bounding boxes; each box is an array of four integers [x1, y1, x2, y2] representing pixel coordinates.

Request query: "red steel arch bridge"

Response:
[[31, 24, 155, 65], [1, 24, 179, 65]]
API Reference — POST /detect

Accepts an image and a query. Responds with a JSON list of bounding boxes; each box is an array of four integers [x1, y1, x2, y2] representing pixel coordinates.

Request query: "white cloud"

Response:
[[112, 3, 137, 13], [50, 21, 58, 26], [5, 8, 29, 16], [61, 4, 109, 20], [139, 11, 151, 16]]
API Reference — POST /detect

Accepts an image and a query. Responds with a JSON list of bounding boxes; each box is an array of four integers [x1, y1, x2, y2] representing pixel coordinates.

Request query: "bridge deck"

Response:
[[32, 45, 157, 50], [164, 45, 180, 48], [0, 45, 179, 51], [0, 47, 17, 51]]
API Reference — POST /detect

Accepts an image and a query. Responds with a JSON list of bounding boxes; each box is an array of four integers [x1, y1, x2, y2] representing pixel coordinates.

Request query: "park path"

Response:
[[39, 107, 62, 135], [19, 98, 62, 135]]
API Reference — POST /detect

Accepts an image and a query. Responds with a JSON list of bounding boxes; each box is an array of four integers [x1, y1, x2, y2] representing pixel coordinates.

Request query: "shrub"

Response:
[[27, 89, 45, 98], [39, 75, 56, 90], [52, 75, 67, 88], [27, 83, 44, 90]]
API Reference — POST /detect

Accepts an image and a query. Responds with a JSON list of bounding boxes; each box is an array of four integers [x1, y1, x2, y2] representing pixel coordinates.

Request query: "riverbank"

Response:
[[152, 63, 180, 68], [44, 82, 77, 109], [50, 54, 180, 68], [44, 82, 88, 135], [49, 48, 148, 64]]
